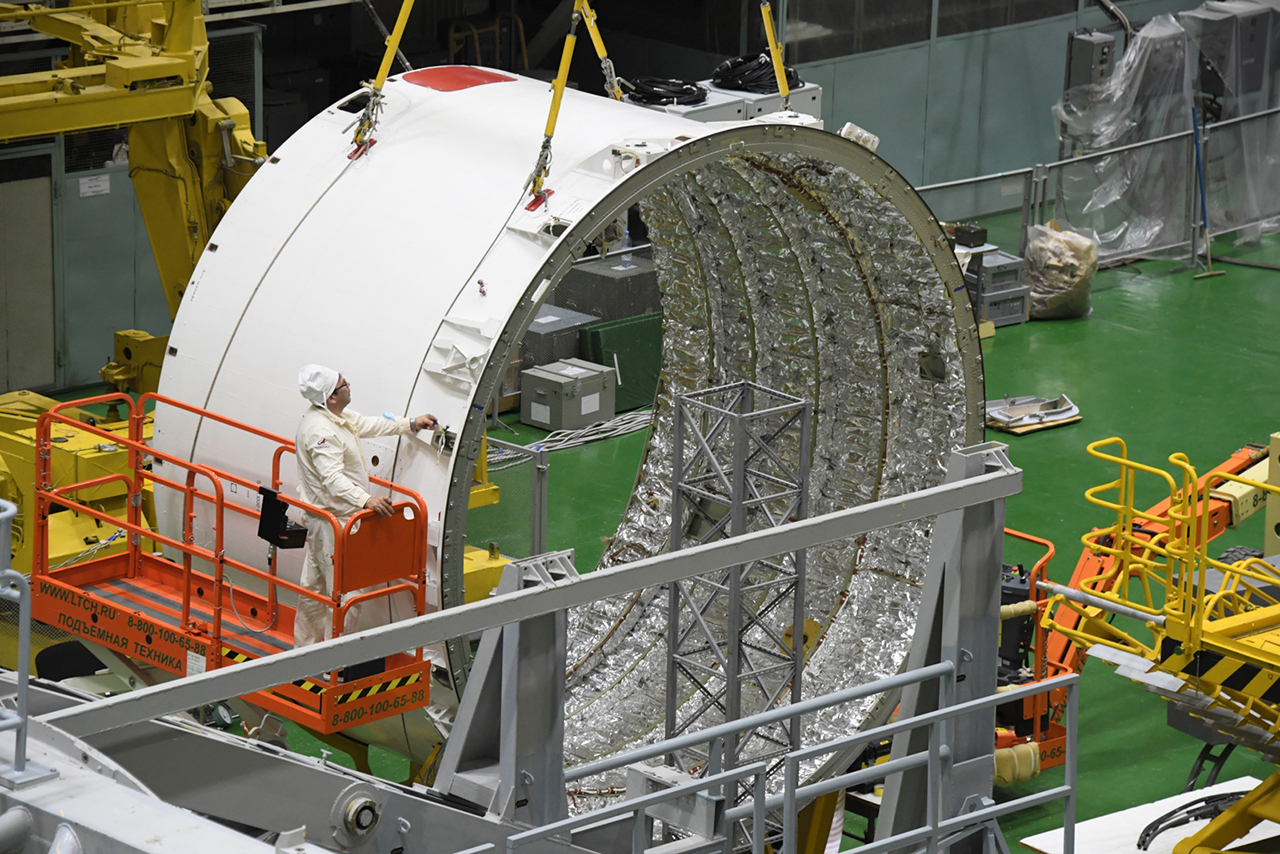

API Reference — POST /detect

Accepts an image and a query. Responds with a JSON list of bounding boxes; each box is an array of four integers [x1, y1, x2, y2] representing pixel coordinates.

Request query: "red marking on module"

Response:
[[348, 139, 377, 160], [402, 67, 516, 91], [525, 189, 554, 211]]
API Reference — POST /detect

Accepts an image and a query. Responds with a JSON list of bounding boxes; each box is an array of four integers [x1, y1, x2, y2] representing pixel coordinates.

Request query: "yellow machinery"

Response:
[[0, 0, 509, 576], [0, 391, 153, 594], [0, 0, 263, 573], [1043, 437, 1280, 854], [0, 0, 265, 343]]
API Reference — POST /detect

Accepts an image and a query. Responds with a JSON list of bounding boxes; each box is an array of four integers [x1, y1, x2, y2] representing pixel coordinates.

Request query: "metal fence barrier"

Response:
[[468, 438, 549, 559], [916, 103, 1280, 268], [917, 169, 1035, 257], [450, 659, 1077, 854]]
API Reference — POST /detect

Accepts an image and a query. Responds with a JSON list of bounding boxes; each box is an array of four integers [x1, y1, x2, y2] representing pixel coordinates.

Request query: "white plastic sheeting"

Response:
[[1053, 5, 1280, 257]]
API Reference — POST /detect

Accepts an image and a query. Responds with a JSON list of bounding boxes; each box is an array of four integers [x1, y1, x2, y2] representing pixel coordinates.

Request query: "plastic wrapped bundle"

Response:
[[1051, 15, 1195, 259], [1025, 224, 1099, 320]]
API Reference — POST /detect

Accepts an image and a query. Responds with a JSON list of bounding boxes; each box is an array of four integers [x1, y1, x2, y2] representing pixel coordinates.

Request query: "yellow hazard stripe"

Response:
[[1165, 648, 1280, 705], [336, 672, 420, 705], [223, 646, 328, 694], [221, 646, 422, 703]]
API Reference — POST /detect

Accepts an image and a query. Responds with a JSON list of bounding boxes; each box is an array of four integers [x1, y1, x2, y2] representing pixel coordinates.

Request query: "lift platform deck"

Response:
[[29, 392, 433, 734]]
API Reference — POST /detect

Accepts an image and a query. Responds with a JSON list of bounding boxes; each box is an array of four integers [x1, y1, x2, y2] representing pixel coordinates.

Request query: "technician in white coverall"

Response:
[[294, 364, 437, 647]]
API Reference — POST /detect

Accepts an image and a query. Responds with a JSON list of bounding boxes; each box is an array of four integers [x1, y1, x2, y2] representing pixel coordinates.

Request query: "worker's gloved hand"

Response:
[[411, 414, 438, 432], [364, 495, 394, 517]]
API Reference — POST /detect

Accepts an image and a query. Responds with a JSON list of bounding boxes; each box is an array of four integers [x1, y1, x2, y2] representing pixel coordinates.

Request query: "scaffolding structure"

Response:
[[665, 381, 812, 785]]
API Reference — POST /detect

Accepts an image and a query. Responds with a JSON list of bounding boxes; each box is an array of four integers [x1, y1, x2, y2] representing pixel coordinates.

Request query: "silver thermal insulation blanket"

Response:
[[559, 153, 972, 797]]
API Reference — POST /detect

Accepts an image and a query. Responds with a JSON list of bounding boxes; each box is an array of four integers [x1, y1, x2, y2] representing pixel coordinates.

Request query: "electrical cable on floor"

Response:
[[1136, 791, 1246, 850], [50, 528, 124, 570], [624, 77, 707, 106], [1206, 254, 1280, 272], [487, 410, 652, 470]]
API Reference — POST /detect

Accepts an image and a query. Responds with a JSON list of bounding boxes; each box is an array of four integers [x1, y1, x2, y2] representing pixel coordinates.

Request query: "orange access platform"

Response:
[[30, 392, 432, 734]]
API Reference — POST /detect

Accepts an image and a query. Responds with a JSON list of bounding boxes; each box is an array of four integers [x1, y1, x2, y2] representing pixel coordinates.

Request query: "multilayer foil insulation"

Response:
[[562, 154, 972, 795]]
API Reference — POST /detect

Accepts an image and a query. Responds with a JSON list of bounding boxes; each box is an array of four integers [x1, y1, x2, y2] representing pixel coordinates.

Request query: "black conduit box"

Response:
[[257, 486, 307, 549]]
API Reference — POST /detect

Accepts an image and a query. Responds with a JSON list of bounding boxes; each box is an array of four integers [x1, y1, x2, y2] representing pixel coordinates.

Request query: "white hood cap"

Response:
[[298, 364, 339, 407]]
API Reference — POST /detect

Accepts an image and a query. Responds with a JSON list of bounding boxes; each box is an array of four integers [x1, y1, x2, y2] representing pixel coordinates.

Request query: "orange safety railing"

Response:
[[32, 392, 429, 687], [1004, 527, 1062, 763]]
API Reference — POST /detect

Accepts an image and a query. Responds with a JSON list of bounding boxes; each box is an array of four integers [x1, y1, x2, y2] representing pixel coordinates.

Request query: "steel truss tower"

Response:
[[665, 381, 812, 787]]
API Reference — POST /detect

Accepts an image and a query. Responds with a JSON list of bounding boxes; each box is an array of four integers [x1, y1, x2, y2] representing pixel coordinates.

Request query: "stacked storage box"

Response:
[[551, 253, 661, 323], [965, 250, 1030, 327], [501, 304, 601, 409], [520, 359, 617, 431], [580, 312, 662, 412]]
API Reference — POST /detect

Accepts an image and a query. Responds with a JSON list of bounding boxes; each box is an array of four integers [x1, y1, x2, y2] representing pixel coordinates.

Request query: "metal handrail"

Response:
[[480, 437, 550, 557], [507, 665, 1075, 854], [1043, 126, 1194, 171], [770, 673, 1079, 854], [34, 393, 431, 675], [565, 661, 955, 782], [0, 502, 31, 775], [924, 101, 1280, 267], [916, 166, 1033, 193], [1204, 102, 1280, 131], [38, 441, 1021, 737], [508, 763, 769, 854]]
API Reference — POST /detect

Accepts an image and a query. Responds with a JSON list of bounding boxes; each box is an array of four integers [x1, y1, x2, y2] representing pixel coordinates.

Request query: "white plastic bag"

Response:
[[1025, 225, 1099, 320]]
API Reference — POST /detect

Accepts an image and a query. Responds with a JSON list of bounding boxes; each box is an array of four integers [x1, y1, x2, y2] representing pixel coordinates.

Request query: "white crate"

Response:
[[701, 80, 822, 118]]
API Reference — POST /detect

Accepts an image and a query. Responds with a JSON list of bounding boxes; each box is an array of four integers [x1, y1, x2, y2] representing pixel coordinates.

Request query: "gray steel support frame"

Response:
[[4, 448, 1071, 854], [435, 551, 577, 827], [36, 442, 1019, 740], [665, 382, 811, 780], [876, 443, 1013, 853], [485, 437, 551, 557], [0, 501, 57, 789]]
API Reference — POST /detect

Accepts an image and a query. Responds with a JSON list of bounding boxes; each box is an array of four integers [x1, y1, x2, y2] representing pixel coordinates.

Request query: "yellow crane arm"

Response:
[[0, 0, 264, 334], [0, 0, 204, 141]]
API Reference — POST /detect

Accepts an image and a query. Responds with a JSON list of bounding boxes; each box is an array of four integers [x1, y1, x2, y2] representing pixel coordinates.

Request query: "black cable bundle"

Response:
[[1136, 791, 1246, 850], [710, 53, 801, 94], [624, 77, 708, 107]]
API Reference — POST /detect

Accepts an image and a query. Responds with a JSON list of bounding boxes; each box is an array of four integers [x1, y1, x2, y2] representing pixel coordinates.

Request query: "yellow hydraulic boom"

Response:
[[0, 0, 265, 326], [1042, 438, 1280, 854]]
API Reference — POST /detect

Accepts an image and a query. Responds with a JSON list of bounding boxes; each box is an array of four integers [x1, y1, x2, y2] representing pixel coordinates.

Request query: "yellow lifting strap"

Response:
[[529, 0, 623, 199], [579, 0, 624, 101], [351, 0, 416, 150], [760, 0, 791, 110]]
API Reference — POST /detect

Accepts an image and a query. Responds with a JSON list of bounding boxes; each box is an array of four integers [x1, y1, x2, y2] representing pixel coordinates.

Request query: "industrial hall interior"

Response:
[[4, 0, 1280, 851]]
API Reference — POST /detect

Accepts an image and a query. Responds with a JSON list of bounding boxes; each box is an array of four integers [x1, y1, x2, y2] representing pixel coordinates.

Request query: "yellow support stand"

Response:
[[760, 1, 790, 110]]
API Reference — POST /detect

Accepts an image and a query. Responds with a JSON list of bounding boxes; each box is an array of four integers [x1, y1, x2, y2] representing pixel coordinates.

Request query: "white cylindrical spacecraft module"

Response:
[[154, 66, 982, 768]]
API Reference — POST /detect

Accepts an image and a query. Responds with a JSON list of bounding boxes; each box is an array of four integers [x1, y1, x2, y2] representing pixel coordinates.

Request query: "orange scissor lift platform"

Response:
[[29, 393, 432, 734]]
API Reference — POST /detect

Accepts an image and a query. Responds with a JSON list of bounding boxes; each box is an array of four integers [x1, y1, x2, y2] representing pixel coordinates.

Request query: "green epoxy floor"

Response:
[[42, 230, 1280, 846], [496, 233, 1280, 849], [986, 235, 1280, 848]]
